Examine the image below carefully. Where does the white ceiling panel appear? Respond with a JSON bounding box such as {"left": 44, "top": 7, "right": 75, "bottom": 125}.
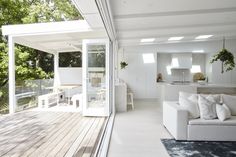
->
{"left": 109, "top": 0, "right": 236, "bottom": 46}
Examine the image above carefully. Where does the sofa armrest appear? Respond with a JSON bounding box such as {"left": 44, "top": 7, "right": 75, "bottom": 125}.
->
{"left": 163, "top": 101, "right": 188, "bottom": 140}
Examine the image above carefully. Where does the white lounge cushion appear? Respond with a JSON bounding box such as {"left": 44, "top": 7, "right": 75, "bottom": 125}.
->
{"left": 216, "top": 104, "right": 231, "bottom": 121}
{"left": 222, "top": 94, "right": 236, "bottom": 116}
{"left": 179, "top": 92, "right": 200, "bottom": 119}
{"left": 189, "top": 116, "right": 236, "bottom": 126}
{"left": 198, "top": 94, "right": 220, "bottom": 120}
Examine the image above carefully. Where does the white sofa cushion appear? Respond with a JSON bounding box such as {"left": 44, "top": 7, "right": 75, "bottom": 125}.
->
{"left": 198, "top": 94, "right": 220, "bottom": 120}
{"left": 179, "top": 92, "right": 200, "bottom": 119}
{"left": 189, "top": 116, "right": 236, "bottom": 126}
{"left": 216, "top": 104, "right": 231, "bottom": 121}
{"left": 222, "top": 94, "right": 236, "bottom": 116}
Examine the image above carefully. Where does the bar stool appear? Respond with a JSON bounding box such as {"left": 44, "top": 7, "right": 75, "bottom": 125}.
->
{"left": 127, "top": 92, "right": 134, "bottom": 110}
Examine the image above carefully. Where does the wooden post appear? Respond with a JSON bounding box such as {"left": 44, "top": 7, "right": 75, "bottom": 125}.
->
{"left": 8, "top": 36, "right": 16, "bottom": 114}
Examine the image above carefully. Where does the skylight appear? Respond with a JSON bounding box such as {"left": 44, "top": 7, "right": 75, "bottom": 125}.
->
{"left": 168, "top": 37, "right": 184, "bottom": 41}
{"left": 195, "top": 35, "right": 213, "bottom": 39}
{"left": 140, "top": 38, "right": 155, "bottom": 43}
{"left": 142, "top": 53, "right": 155, "bottom": 63}
{"left": 192, "top": 50, "right": 204, "bottom": 53}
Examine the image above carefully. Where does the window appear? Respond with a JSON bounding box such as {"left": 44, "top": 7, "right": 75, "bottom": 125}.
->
{"left": 59, "top": 51, "right": 82, "bottom": 67}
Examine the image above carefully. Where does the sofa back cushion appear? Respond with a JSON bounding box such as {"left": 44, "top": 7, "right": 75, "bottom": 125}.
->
{"left": 216, "top": 104, "right": 231, "bottom": 121}
{"left": 179, "top": 92, "right": 200, "bottom": 119}
{"left": 222, "top": 94, "right": 236, "bottom": 116}
{"left": 198, "top": 94, "right": 220, "bottom": 120}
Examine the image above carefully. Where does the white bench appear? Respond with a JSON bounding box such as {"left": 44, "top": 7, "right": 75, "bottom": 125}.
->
{"left": 38, "top": 92, "right": 65, "bottom": 108}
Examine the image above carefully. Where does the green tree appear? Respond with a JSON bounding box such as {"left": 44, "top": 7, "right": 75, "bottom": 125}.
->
{"left": 0, "top": 0, "right": 82, "bottom": 111}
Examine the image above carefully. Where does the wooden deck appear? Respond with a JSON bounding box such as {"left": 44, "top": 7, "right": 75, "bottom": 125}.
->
{"left": 0, "top": 111, "right": 106, "bottom": 157}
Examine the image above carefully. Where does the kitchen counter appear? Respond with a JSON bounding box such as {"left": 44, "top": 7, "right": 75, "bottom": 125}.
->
{"left": 157, "top": 82, "right": 236, "bottom": 103}
{"left": 163, "top": 83, "right": 236, "bottom": 88}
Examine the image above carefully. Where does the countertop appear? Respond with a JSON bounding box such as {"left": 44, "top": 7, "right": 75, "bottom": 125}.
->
{"left": 157, "top": 82, "right": 236, "bottom": 88}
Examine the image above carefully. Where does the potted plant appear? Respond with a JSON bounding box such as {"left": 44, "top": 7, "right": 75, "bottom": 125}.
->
{"left": 210, "top": 38, "right": 235, "bottom": 73}
{"left": 120, "top": 61, "right": 128, "bottom": 69}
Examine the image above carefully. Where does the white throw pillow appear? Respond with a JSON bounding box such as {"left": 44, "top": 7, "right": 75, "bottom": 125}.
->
{"left": 179, "top": 92, "right": 199, "bottom": 119}
{"left": 222, "top": 94, "right": 236, "bottom": 116}
{"left": 216, "top": 104, "right": 231, "bottom": 121}
{"left": 198, "top": 94, "right": 220, "bottom": 120}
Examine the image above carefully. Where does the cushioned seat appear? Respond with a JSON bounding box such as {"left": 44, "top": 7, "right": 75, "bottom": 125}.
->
{"left": 189, "top": 116, "right": 236, "bottom": 126}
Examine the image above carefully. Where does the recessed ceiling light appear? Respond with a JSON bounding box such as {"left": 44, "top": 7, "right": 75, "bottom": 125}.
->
{"left": 168, "top": 37, "right": 184, "bottom": 41}
{"left": 192, "top": 50, "right": 204, "bottom": 53}
{"left": 140, "top": 38, "right": 155, "bottom": 43}
{"left": 195, "top": 35, "right": 213, "bottom": 39}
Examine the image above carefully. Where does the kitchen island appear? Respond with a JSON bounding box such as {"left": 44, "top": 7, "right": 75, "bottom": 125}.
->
{"left": 157, "top": 83, "right": 236, "bottom": 104}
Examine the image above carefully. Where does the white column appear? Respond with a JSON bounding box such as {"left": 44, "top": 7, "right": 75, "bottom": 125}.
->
{"left": 53, "top": 53, "right": 60, "bottom": 87}
{"left": 8, "top": 36, "right": 16, "bottom": 114}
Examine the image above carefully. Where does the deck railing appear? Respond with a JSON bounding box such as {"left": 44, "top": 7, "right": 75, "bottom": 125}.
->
{"left": 0, "top": 79, "right": 54, "bottom": 114}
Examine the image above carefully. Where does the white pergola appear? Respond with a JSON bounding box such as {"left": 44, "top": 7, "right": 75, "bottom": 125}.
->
{"left": 2, "top": 20, "right": 107, "bottom": 114}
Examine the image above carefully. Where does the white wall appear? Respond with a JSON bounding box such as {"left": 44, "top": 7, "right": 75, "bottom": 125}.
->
{"left": 58, "top": 67, "right": 82, "bottom": 85}
{"left": 156, "top": 53, "right": 206, "bottom": 82}
{"left": 118, "top": 48, "right": 157, "bottom": 99}
{"left": 117, "top": 39, "right": 236, "bottom": 99}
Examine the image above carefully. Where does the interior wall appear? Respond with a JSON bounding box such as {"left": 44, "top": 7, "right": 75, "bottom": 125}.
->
{"left": 156, "top": 53, "right": 206, "bottom": 82}
{"left": 117, "top": 39, "right": 236, "bottom": 99}
{"left": 118, "top": 48, "right": 157, "bottom": 99}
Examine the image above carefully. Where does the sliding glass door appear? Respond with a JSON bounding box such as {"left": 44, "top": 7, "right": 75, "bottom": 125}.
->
{"left": 82, "top": 39, "right": 110, "bottom": 116}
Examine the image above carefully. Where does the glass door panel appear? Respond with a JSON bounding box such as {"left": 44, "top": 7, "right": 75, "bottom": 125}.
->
{"left": 82, "top": 39, "right": 109, "bottom": 116}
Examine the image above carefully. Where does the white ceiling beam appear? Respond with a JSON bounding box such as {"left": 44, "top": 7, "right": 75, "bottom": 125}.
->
{"left": 114, "top": 7, "right": 236, "bottom": 19}
{"left": 14, "top": 37, "right": 56, "bottom": 54}
{"left": 117, "top": 22, "right": 236, "bottom": 32}
{"left": 2, "top": 20, "right": 92, "bottom": 36}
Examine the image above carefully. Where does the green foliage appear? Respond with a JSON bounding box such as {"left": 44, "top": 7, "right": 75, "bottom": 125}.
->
{"left": 0, "top": 0, "right": 82, "bottom": 111}
{"left": 120, "top": 61, "right": 128, "bottom": 69}
{"left": 210, "top": 48, "right": 235, "bottom": 73}
{"left": 59, "top": 52, "right": 82, "bottom": 67}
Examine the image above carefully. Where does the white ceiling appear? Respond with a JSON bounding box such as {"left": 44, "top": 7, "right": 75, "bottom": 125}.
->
{"left": 14, "top": 30, "right": 107, "bottom": 53}
{"left": 109, "top": 0, "right": 236, "bottom": 46}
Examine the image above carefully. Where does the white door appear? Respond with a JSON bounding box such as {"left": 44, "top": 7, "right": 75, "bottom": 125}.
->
{"left": 82, "top": 39, "right": 110, "bottom": 116}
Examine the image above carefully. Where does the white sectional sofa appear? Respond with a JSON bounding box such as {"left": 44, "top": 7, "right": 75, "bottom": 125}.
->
{"left": 163, "top": 94, "right": 236, "bottom": 141}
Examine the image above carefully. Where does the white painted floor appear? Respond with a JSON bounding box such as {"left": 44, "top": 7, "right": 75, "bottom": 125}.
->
{"left": 108, "top": 100, "right": 171, "bottom": 157}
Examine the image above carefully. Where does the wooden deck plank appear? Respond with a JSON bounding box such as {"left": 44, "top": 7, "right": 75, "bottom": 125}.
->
{"left": 88, "top": 118, "right": 106, "bottom": 157}
{"left": 34, "top": 113, "right": 83, "bottom": 157}
{"left": 0, "top": 112, "right": 65, "bottom": 157}
{"left": 0, "top": 111, "right": 106, "bottom": 157}
{"left": 64, "top": 118, "right": 96, "bottom": 157}
{"left": 0, "top": 111, "right": 45, "bottom": 133}
{"left": 8, "top": 112, "right": 71, "bottom": 157}
{"left": 21, "top": 113, "right": 78, "bottom": 157}
{"left": 0, "top": 112, "right": 60, "bottom": 139}
{"left": 75, "top": 118, "right": 104, "bottom": 157}
{"left": 49, "top": 118, "right": 91, "bottom": 157}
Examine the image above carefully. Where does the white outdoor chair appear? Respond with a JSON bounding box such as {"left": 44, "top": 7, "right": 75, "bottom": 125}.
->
{"left": 71, "top": 93, "right": 83, "bottom": 111}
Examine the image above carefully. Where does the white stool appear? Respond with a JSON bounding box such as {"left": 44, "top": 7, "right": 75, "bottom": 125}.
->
{"left": 71, "top": 93, "right": 83, "bottom": 111}
{"left": 127, "top": 92, "right": 134, "bottom": 110}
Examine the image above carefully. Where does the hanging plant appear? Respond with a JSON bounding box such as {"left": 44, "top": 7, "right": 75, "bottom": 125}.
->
{"left": 120, "top": 61, "right": 128, "bottom": 69}
{"left": 120, "top": 48, "right": 128, "bottom": 69}
{"left": 210, "top": 38, "right": 235, "bottom": 73}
